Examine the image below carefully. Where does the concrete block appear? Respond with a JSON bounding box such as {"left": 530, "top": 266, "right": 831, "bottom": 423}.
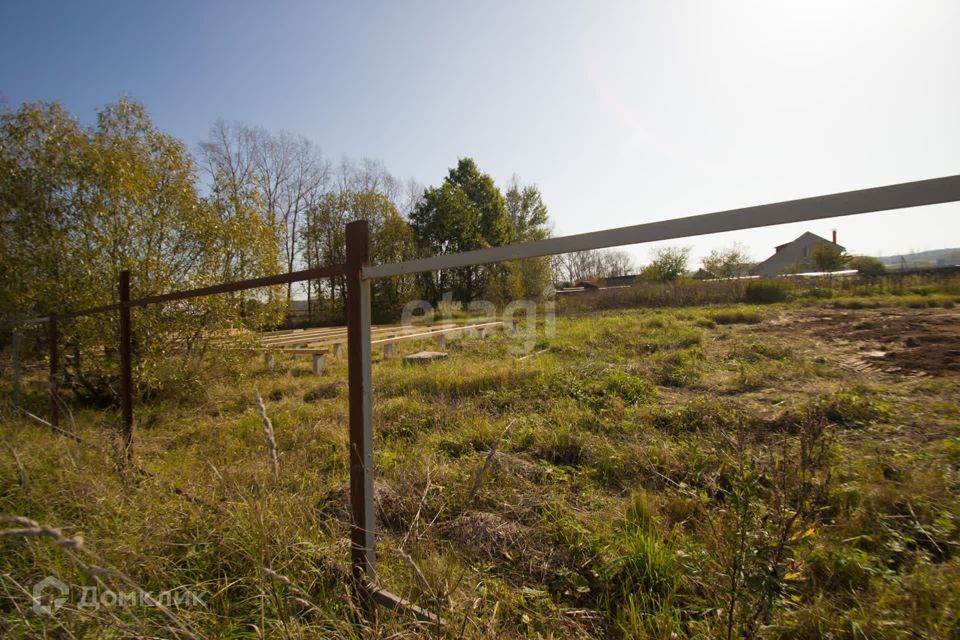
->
{"left": 384, "top": 343, "right": 396, "bottom": 358}
{"left": 312, "top": 353, "right": 325, "bottom": 374}
{"left": 264, "top": 353, "right": 275, "bottom": 370}
{"left": 403, "top": 351, "right": 448, "bottom": 365}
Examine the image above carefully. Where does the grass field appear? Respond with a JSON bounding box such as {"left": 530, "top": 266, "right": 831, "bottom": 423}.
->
{"left": 2, "top": 299, "right": 960, "bottom": 638}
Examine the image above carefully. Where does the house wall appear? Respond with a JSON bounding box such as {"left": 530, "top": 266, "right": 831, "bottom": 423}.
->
{"left": 753, "top": 234, "right": 843, "bottom": 277}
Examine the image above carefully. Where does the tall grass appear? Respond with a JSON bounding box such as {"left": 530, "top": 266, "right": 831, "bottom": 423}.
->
{"left": 2, "top": 300, "right": 959, "bottom": 637}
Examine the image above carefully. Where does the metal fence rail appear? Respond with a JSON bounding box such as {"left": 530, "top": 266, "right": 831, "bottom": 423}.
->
{"left": 365, "top": 174, "right": 960, "bottom": 279}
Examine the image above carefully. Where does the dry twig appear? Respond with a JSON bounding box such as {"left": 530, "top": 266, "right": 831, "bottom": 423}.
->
{"left": 254, "top": 389, "right": 279, "bottom": 481}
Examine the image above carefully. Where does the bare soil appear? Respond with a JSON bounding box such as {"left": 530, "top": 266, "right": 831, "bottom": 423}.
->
{"left": 761, "top": 307, "right": 960, "bottom": 376}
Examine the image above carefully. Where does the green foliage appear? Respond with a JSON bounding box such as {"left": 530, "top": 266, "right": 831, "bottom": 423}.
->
{"left": 848, "top": 255, "right": 886, "bottom": 277}
{"left": 0, "top": 99, "right": 283, "bottom": 401}
{"left": 301, "top": 189, "right": 417, "bottom": 322}
{"left": 410, "top": 158, "right": 512, "bottom": 304}
{"left": 642, "top": 246, "right": 690, "bottom": 282}
{"left": 490, "top": 178, "right": 552, "bottom": 301}
{"left": 701, "top": 243, "right": 752, "bottom": 279}
{"left": 745, "top": 280, "right": 791, "bottom": 303}
{"left": 812, "top": 392, "right": 889, "bottom": 427}
{"left": 811, "top": 243, "right": 850, "bottom": 273}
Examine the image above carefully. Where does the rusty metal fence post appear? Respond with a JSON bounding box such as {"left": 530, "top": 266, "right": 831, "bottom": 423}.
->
{"left": 345, "top": 220, "right": 376, "bottom": 613}
{"left": 48, "top": 316, "right": 59, "bottom": 429}
{"left": 11, "top": 327, "right": 21, "bottom": 410}
{"left": 119, "top": 270, "right": 134, "bottom": 460}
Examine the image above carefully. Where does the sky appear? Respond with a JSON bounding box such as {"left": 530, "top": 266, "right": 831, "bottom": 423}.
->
{"left": 2, "top": 0, "right": 959, "bottom": 268}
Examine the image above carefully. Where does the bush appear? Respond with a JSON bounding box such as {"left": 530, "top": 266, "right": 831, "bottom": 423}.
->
{"left": 814, "top": 392, "right": 889, "bottom": 427}
{"left": 745, "top": 281, "right": 790, "bottom": 303}
{"left": 849, "top": 256, "right": 886, "bottom": 277}
{"left": 711, "top": 309, "right": 762, "bottom": 325}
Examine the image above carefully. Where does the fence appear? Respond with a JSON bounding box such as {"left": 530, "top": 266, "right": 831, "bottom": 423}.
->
{"left": 11, "top": 173, "right": 960, "bottom": 621}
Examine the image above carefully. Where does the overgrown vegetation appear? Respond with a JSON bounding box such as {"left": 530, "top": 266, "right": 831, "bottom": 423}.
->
{"left": 559, "top": 272, "right": 960, "bottom": 313}
{"left": 3, "top": 301, "right": 958, "bottom": 638}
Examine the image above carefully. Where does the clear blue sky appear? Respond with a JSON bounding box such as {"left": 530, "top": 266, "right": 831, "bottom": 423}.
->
{"left": 2, "top": 0, "right": 959, "bottom": 266}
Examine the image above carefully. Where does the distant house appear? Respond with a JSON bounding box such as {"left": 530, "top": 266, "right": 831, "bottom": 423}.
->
{"left": 602, "top": 274, "right": 638, "bottom": 288}
{"left": 691, "top": 267, "right": 715, "bottom": 280}
{"left": 572, "top": 280, "right": 600, "bottom": 290}
{"left": 750, "top": 231, "right": 845, "bottom": 277}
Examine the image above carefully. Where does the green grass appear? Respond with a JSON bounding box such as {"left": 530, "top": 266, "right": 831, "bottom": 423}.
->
{"left": 2, "top": 302, "right": 959, "bottom": 638}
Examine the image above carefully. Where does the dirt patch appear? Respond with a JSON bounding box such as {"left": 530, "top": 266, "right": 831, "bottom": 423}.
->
{"left": 758, "top": 308, "right": 960, "bottom": 377}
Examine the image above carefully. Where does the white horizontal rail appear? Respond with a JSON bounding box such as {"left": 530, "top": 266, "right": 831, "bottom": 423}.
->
{"left": 364, "top": 174, "right": 960, "bottom": 280}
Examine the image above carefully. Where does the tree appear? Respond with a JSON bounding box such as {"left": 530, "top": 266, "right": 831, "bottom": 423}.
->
{"left": 504, "top": 176, "right": 549, "bottom": 242}
{"left": 603, "top": 250, "right": 635, "bottom": 277}
{"left": 301, "top": 188, "right": 416, "bottom": 322}
{"left": 410, "top": 158, "right": 511, "bottom": 304}
{"left": 0, "top": 99, "right": 283, "bottom": 402}
{"left": 551, "top": 249, "right": 634, "bottom": 286}
{"left": 498, "top": 177, "right": 552, "bottom": 300}
{"left": 811, "top": 243, "right": 850, "bottom": 273}
{"left": 643, "top": 246, "right": 691, "bottom": 282}
{"left": 848, "top": 255, "right": 885, "bottom": 277}
{"left": 200, "top": 121, "right": 330, "bottom": 301}
{"left": 702, "top": 243, "right": 752, "bottom": 279}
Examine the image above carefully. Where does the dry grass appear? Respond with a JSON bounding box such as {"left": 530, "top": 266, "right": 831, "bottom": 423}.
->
{"left": 2, "top": 299, "right": 959, "bottom": 638}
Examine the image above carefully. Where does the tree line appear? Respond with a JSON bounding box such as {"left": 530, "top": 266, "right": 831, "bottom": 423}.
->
{"left": 0, "top": 98, "right": 579, "bottom": 398}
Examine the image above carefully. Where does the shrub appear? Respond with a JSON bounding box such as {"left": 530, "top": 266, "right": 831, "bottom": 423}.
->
{"left": 745, "top": 281, "right": 790, "bottom": 303}
{"left": 711, "top": 309, "right": 762, "bottom": 325}
{"left": 814, "top": 392, "right": 889, "bottom": 427}
{"left": 849, "top": 255, "right": 886, "bottom": 277}
{"left": 807, "top": 545, "right": 875, "bottom": 595}
{"left": 653, "top": 346, "right": 704, "bottom": 387}
{"left": 603, "top": 369, "right": 657, "bottom": 405}
{"left": 652, "top": 398, "right": 745, "bottom": 433}
{"left": 802, "top": 287, "right": 834, "bottom": 300}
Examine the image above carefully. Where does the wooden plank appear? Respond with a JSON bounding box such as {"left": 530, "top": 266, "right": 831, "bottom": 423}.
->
{"left": 303, "top": 323, "right": 458, "bottom": 348}
{"left": 270, "top": 322, "right": 501, "bottom": 353}
{"left": 370, "top": 321, "right": 502, "bottom": 345}
{"left": 261, "top": 323, "right": 457, "bottom": 347}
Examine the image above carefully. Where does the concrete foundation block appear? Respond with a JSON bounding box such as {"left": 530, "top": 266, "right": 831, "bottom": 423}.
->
{"left": 403, "top": 351, "right": 448, "bottom": 365}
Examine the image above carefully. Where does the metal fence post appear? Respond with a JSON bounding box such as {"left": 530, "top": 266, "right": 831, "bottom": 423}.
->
{"left": 345, "top": 220, "right": 375, "bottom": 612}
{"left": 48, "top": 317, "right": 58, "bottom": 429}
{"left": 11, "top": 327, "right": 21, "bottom": 410}
{"left": 119, "top": 270, "right": 134, "bottom": 460}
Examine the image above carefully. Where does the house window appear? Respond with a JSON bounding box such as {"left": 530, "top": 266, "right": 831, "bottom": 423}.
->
{"left": 803, "top": 247, "right": 808, "bottom": 258}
